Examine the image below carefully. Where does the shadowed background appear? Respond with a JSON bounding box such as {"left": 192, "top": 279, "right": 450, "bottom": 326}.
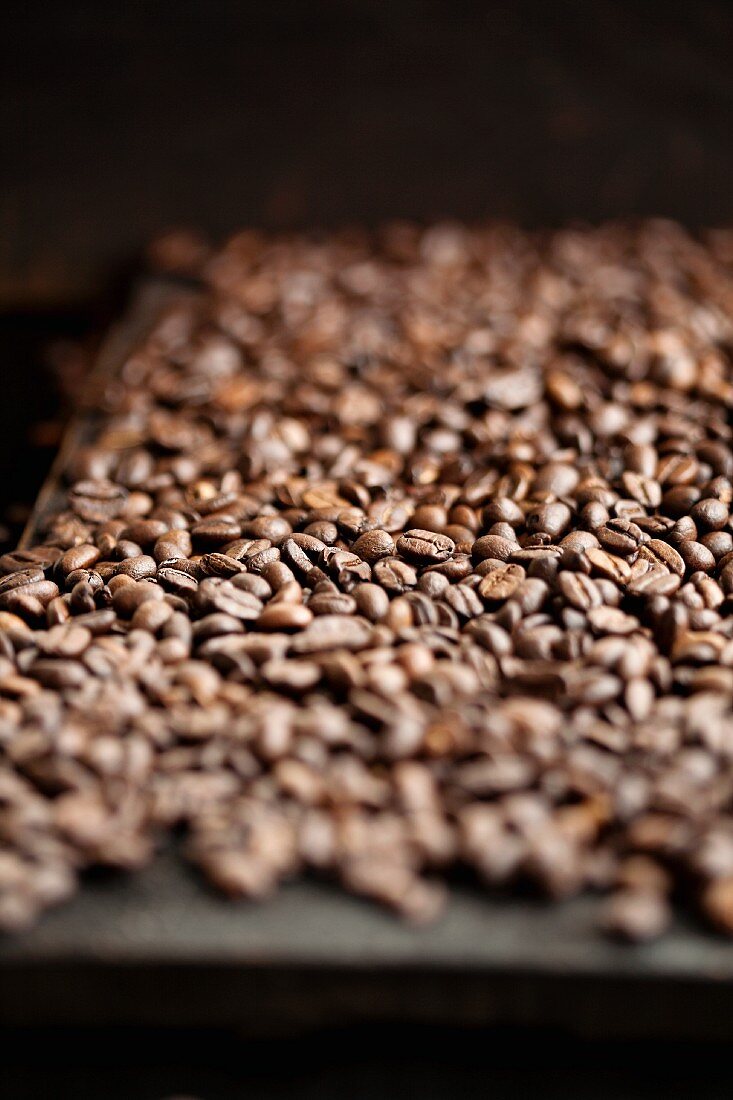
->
{"left": 2, "top": 0, "right": 731, "bottom": 539}
{"left": 2, "top": 0, "right": 733, "bottom": 306}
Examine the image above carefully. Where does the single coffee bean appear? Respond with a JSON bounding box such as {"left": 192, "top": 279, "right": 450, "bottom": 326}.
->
{"left": 353, "top": 583, "right": 390, "bottom": 622}
{"left": 397, "top": 530, "right": 455, "bottom": 564}
{"left": 472, "top": 534, "right": 518, "bottom": 563}
{"left": 351, "top": 529, "right": 395, "bottom": 563}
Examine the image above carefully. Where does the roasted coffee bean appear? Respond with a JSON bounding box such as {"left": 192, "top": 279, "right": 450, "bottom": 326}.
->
{"left": 58, "top": 544, "right": 101, "bottom": 576}
{"left": 558, "top": 571, "right": 602, "bottom": 610}
{"left": 0, "top": 546, "right": 61, "bottom": 575}
{"left": 153, "top": 531, "right": 193, "bottom": 563}
{"left": 67, "top": 480, "right": 128, "bottom": 523}
{"left": 307, "top": 591, "right": 358, "bottom": 616}
{"left": 321, "top": 548, "right": 371, "bottom": 587}
{"left": 620, "top": 472, "right": 662, "bottom": 509}
{"left": 291, "top": 615, "right": 373, "bottom": 653}
{"left": 280, "top": 538, "right": 317, "bottom": 577}
{"left": 596, "top": 519, "right": 643, "bottom": 558}
{"left": 0, "top": 568, "right": 46, "bottom": 596}
{"left": 157, "top": 566, "right": 199, "bottom": 597}
{"left": 691, "top": 498, "right": 729, "bottom": 531}
{"left": 232, "top": 572, "right": 272, "bottom": 600}
{"left": 472, "top": 534, "right": 517, "bottom": 563}
{"left": 191, "top": 517, "right": 241, "bottom": 546}
{"left": 197, "top": 579, "right": 262, "bottom": 620}
{"left": 638, "top": 539, "right": 686, "bottom": 577}
{"left": 373, "top": 558, "right": 417, "bottom": 593}
{"left": 256, "top": 604, "right": 313, "bottom": 632}
{"left": 121, "top": 519, "right": 169, "bottom": 546}
{"left": 353, "top": 583, "right": 390, "bottom": 622}
{"left": 677, "top": 540, "right": 716, "bottom": 573}
{"left": 115, "top": 555, "right": 158, "bottom": 580}
{"left": 198, "top": 553, "right": 245, "bottom": 578}
{"left": 243, "top": 515, "right": 292, "bottom": 542}
{"left": 351, "top": 529, "right": 395, "bottom": 563}
{"left": 524, "top": 502, "right": 572, "bottom": 540}
{"left": 303, "top": 520, "right": 339, "bottom": 544}
{"left": 585, "top": 548, "right": 632, "bottom": 585}
{"left": 397, "top": 530, "right": 455, "bottom": 564}
{"left": 482, "top": 498, "right": 524, "bottom": 527}
{"left": 478, "top": 564, "right": 524, "bottom": 602}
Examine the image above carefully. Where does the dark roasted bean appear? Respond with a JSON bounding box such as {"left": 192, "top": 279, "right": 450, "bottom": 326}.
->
{"left": 197, "top": 579, "right": 262, "bottom": 620}
{"left": 157, "top": 566, "right": 199, "bottom": 597}
{"left": 291, "top": 615, "right": 373, "bottom": 653}
{"left": 68, "top": 480, "right": 128, "bottom": 523}
{"left": 115, "top": 555, "right": 158, "bottom": 580}
{"left": 198, "top": 553, "right": 245, "bottom": 578}
{"left": 677, "top": 540, "right": 716, "bottom": 573}
{"left": 307, "top": 591, "right": 357, "bottom": 616}
{"left": 353, "top": 583, "right": 390, "bottom": 622}
{"left": 472, "top": 534, "right": 518, "bottom": 563}
{"left": 257, "top": 604, "right": 314, "bottom": 632}
{"left": 478, "top": 564, "right": 524, "bottom": 602}
{"left": 397, "top": 530, "right": 455, "bottom": 564}
{"left": 191, "top": 517, "right": 241, "bottom": 546}
{"left": 372, "top": 558, "right": 417, "bottom": 593}
{"left": 351, "top": 529, "right": 395, "bottom": 563}
{"left": 524, "top": 502, "right": 572, "bottom": 540}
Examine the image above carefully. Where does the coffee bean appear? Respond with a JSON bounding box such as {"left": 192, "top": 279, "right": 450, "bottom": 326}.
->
{"left": 524, "top": 502, "right": 572, "bottom": 540}
{"left": 0, "top": 568, "right": 45, "bottom": 596}
{"left": 558, "top": 571, "right": 601, "bottom": 610}
{"left": 68, "top": 480, "right": 128, "bottom": 523}
{"left": 157, "top": 566, "right": 199, "bottom": 597}
{"left": 397, "top": 530, "right": 455, "bottom": 564}
{"left": 585, "top": 548, "right": 632, "bottom": 585}
{"left": 472, "top": 534, "right": 517, "bottom": 563}
{"left": 191, "top": 517, "right": 242, "bottom": 546}
{"left": 291, "top": 615, "right": 373, "bottom": 653}
{"left": 353, "top": 583, "right": 390, "bottom": 622}
{"left": 115, "top": 555, "right": 158, "bottom": 580}
{"left": 351, "top": 529, "right": 395, "bottom": 563}
{"left": 638, "top": 539, "right": 686, "bottom": 577}
{"left": 596, "top": 519, "right": 643, "bottom": 558}
{"left": 197, "top": 579, "right": 262, "bottom": 621}
{"left": 478, "top": 564, "right": 524, "bottom": 602}
{"left": 307, "top": 591, "right": 358, "bottom": 616}
{"left": 0, "top": 546, "right": 61, "bottom": 575}
{"left": 232, "top": 572, "right": 272, "bottom": 600}
{"left": 58, "top": 544, "right": 101, "bottom": 576}
{"left": 257, "top": 604, "right": 314, "bottom": 632}
{"left": 372, "top": 558, "right": 417, "bottom": 593}
{"left": 691, "top": 498, "right": 729, "bottom": 531}
{"left": 620, "top": 472, "right": 662, "bottom": 509}
{"left": 198, "top": 553, "right": 245, "bottom": 578}
{"left": 677, "top": 540, "right": 716, "bottom": 573}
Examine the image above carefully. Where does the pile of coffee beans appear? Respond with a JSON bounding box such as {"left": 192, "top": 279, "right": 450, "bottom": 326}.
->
{"left": 3, "top": 220, "right": 733, "bottom": 939}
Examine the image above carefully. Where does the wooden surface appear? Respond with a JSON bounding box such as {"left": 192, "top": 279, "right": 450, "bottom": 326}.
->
{"left": 2, "top": 849, "right": 733, "bottom": 1038}
{"left": 3, "top": 279, "right": 733, "bottom": 1040}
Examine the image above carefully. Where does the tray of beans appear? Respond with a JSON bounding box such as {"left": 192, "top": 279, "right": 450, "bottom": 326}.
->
{"left": 3, "top": 222, "right": 733, "bottom": 1035}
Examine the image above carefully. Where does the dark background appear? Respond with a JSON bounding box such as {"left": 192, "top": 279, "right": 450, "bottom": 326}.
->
{"left": 2, "top": 0, "right": 733, "bottom": 306}
{"left": 2, "top": 1, "right": 733, "bottom": 1095}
